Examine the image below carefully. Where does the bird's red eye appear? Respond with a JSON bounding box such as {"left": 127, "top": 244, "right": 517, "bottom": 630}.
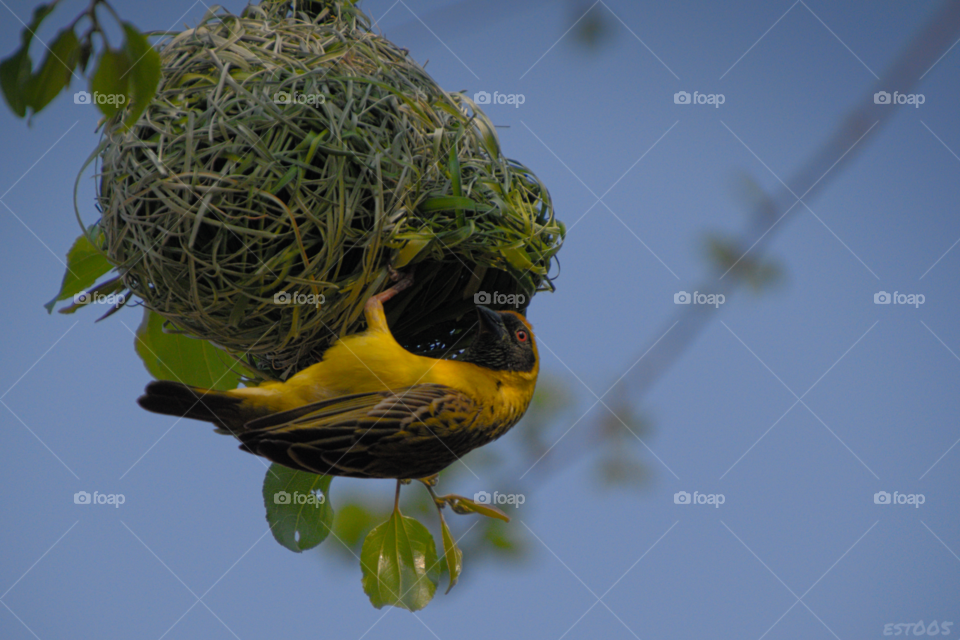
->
{"left": 516, "top": 329, "right": 528, "bottom": 342}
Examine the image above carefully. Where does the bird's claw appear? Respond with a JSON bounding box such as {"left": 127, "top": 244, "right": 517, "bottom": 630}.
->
{"left": 371, "top": 267, "right": 414, "bottom": 305}
{"left": 417, "top": 474, "right": 439, "bottom": 488}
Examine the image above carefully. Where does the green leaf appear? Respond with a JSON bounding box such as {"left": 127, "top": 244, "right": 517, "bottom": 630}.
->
{"left": 23, "top": 28, "right": 79, "bottom": 113}
{"left": 361, "top": 509, "right": 440, "bottom": 611}
{"left": 21, "top": 5, "right": 56, "bottom": 45}
{"left": 448, "top": 145, "right": 464, "bottom": 225}
{"left": 706, "top": 234, "right": 782, "bottom": 292}
{"left": 44, "top": 229, "right": 112, "bottom": 313}
{"left": 0, "top": 49, "right": 31, "bottom": 117}
{"left": 482, "top": 518, "right": 526, "bottom": 557}
{"left": 437, "top": 220, "right": 476, "bottom": 247}
{"left": 331, "top": 502, "right": 380, "bottom": 553}
{"left": 500, "top": 245, "right": 535, "bottom": 272}
{"left": 448, "top": 146, "right": 462, "bottom": 198}
{"left": 0, "top": 3, "right": 55, "bottom": 117}
{"left": 134, "top": 308, "right": 243, "bottom": 390}
{"left": 448, "top": 495, "right": 511, "bottom": 522}
{"left": 90, "top": 49, "right": 130, "bottom": 119}
{"left": 120, "top": 23, "right": 160, "bottom": 128}
{"left": 393, "top": 234, "right": 433, "bottom": 268}
{"left": 263, "top": 464, "right": 334, "bottom": 552}
{"left": 56, "top": 275, "right": 124, "bottom": 315}
{"left": 439, "top": 518, "right": 462, "bottom": 594}
{"left": 270, "top": 165, "right": 299, "bottom": 195}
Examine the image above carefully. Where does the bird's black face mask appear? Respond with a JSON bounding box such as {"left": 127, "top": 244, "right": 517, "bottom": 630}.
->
{"left": 459, "top": 306, "right": 536, "bottom": 373}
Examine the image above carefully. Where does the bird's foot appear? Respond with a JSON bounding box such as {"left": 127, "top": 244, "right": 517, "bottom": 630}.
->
{"left": 364, "top": 268, "right": 415, "bottom": 332}
{"left": 417, "top": 474, "right": 439, "bottom": 488}
{"left": 371, "top": 267, "right": 414, "bottom": 305}
{"left": 416, "top": 476, "right": 446, "bottom": 508}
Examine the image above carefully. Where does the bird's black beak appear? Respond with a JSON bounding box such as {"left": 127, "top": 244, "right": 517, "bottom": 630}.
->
{"left": 475, "top": 306, "right": 508, "bottom": 340}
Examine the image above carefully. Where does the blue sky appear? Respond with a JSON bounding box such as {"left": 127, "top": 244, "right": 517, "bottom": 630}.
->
{"left": 1, "top": 1, "right": 959, "bottom": 638}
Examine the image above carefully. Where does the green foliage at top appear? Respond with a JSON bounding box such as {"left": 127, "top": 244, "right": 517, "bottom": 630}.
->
{"left": 0, "top": 4, "right": 60, "bottom": 118}
{"left": 0, "top": 2, "right": 160, "bottom": 127}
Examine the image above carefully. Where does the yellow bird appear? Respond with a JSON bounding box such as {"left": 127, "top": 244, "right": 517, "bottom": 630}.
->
{"left": 137, "top": 280, "right": 539, "bottom": 479}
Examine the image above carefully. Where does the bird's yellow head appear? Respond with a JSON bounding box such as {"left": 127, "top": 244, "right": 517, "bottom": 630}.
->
{"left": 459, "top": 306, "right": 539, "bottom": 378}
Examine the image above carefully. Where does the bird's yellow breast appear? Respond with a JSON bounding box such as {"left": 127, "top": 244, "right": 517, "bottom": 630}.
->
{"left": 232, "top": 322, "right": 537, "bottom": 433}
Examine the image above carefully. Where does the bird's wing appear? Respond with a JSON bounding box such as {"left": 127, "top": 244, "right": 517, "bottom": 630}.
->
{"left": 236, "top": 383, "right": 482, "bottom": 479}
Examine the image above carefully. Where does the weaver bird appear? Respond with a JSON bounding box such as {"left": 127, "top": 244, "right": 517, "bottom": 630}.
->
{"left": 137, "top": 280, "right": 538, "bottom": 479}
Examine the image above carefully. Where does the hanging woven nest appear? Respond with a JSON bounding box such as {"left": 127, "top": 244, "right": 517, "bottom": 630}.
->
{"left": 96, "top": 0, "right": 563, "bottom": 378}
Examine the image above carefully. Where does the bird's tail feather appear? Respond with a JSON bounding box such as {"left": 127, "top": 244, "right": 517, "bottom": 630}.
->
{"left": 137, "top": 380, "right": 258, "bottom": 433}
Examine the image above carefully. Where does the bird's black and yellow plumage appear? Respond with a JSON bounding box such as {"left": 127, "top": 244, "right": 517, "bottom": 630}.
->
{"left": 137, "top": 293, "right": 539, "bottom": 479}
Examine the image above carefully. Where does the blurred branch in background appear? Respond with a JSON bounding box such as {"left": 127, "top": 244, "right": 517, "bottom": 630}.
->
{"left": 518, "top": 0, "right": 960, "bottom": 488}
